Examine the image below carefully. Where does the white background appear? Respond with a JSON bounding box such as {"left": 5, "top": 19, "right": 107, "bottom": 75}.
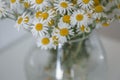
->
{"left": 0, "top": 19, "right": 120, "bottom": 80}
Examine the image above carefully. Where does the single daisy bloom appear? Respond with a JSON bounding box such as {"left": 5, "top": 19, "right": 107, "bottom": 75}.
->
{"left": 77, "top": 0, "right": 94, "bottom": 10}
{"left": 92, "top": 5, "right": 107, "bottom": 19}
{"left": 54, "top": 0, "right": 74, "bottom": 15}
{"left": 35, "top": 10, "right": 42, "bottom": 19}
{"left": 31, "top": 19, "right": 48, "bottom": 37}
{"left": 23, "top": 0, "right": 31, "bottom": 9}
{"left": 15, "top": 12, "right": 31, "bottom": 30}
{"left": 15, "top": 16, "right": 24, "bottom": 31}
{"left": 56, "top": 23, "right": 74, "bottom": 44}
{"left": 30, "top": 0, "right": 49, "bottom": 11}
{"left": 39, "top": 9, "right": 55, "bottom": 23}
{"left": 60, "top": 15, "right": 71, "bottom": 24}
{"left": 71, "top": 10, "right": 90, "bottom": 28}
{"left": 77, "top": 25, "right": 91, "bottom": 34}
{"left": 36, "top": 36, "right": 54, "bottom": 49}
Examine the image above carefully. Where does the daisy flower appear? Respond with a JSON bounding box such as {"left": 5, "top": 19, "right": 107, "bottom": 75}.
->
{"left": 30, "top": 0, "right": 49, "bottom": 11}
{"left": 31, "top": 19, "right": 48, "bottom": 37}
{"left": 23, "top": 0, "right": 31, "bottom": 9}
{"left": 39, "top": 9, "right": 55, "bottom": 23}
{"left": 15, "top": 12, "right": 31, "bottom": 30}
{"left": 55, "top": 23, "right": 74, "bottom": 44}
{"left": 35, "top": 10, "right": 42, "bottom": 19}
{"left": 54, "top": 0, "right": 74, "bottom": 15}
{"left": 36, "top": 36, "right": 54, "bottom": 49}
{"left": 77, "top": 25, "right": 91, "bottom": 34}
{"left": 60, "top": 15, "right": 71, "bottom": 24}
{"left": 15, "top": 16, "right": 24, "bottom": 30}
{"left": 77, "top": 0, "right": 94, "bottom": 10}
{"left": 71, "top": 10, "right": 90, "bottom": 28}
{"left": 92, "top": 5, "right": 107, "bottom": 19}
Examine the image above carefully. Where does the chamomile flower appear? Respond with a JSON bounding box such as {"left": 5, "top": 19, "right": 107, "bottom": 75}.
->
{"left": 77, "top": 25, "right": 91, "bottom": 34}
{"left": 36, "top": 36, "right": 54, "bottom": 49}
{"left": 54, "top": 0, "right": 74, "bottom": 15}
{"left": 31, "top": 19, "right": 48, "bottom": 37}
{"left": 56, "top": 23, "right": 74, "bottom": 44}
{"left": 30, "top": 0, "right": 49, "bottom": 11}
{"left": 60, "top": 15, "right": 71, "bottom": 24}
{"left": 15, "top": 16, "right": 24, "bottom": 30}
{"left": 92, "top": 5, "right": 107, "bottom": 19}
{"left": 71, "top": 10, "right": 90, "bottom": 28}
{"left": 15, "top": 12, "right": 31, "bottom": 30}
{"left": 23, "top": 0, "right": 31, "bottom": 9}
{"left": 77, "top": 0, "right": 94, "bottom": 10}
{"left": 39, "top": 9, "right": 55, "bottom": 23}
{"left": 35, "top": 10, "right": 42, "bottom": 19}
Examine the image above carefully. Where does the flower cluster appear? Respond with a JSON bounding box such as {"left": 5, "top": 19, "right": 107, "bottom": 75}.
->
{"left": 0, "top": 0, "right": 120, "bottom": 49}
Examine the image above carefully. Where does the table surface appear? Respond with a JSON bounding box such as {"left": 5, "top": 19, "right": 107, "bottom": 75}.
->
{"left": 0, "top": 20, "right": 120, "bottom": 80}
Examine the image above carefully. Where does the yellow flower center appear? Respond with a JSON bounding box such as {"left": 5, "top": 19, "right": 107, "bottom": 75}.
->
{"left": 24, "top": 2, "right": 30, "bottom": 8}
{"left": 60, "top": 28, "right": 69, "bottom": 36}
{"left": 60, "top": 2, "right": 68, "bottom": 8}
{"left": 35, "top": 0, "right": 44, "bottom": 4}
{"left": 62, "top": 15, "right": 71, "bottom": 23}
{"left": 95, "top": 5, "right": 104, "bottom": 13}
{"left": 93, "top": 0, "right": 100, "bottom": 6}
{"left": 102, "top": 22, "right": 110, "bottom": 27}
{"left": 24, "top": 17, "right": 29, "bottom": 23}
{"left": 36, "top": 11, "right": 42, "bottom": 18}
{"left": 35, "top": 23, "right": 43, "bottom": 31}
{"left": 80, "top": 25, "right": 85, "bottom": 32}
{"left": 41, "top": 38, "right": 50, "bottom": 45}
{"left": 17, "top": 17, "right": 23, "bottom": 24}
{"left": 76, "top": 14, "right": 84, "bottom": 21}
{"left": 82, "top": 0, "right": 90, "bottom": 4}
{"left": 10, "top": 0, "right": 16, "bottom": 3}
{"left": 41, "top": 12, "right": 49, "bottom": 20}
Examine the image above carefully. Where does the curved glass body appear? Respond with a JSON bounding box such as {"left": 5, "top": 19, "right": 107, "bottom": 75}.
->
{"left": 24, "top": 32, "right": 107, "bottom": 80}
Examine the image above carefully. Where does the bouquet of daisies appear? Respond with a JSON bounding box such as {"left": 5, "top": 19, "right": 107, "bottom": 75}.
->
{"left": 0, "top": 0, "right": 120, "bottom": 49}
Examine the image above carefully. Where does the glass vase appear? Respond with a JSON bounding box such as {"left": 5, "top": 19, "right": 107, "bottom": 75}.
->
{"left": 24, "top": 32, "right": 107, "bottom": 80}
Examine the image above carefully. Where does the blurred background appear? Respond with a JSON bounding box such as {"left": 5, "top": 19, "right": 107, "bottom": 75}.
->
{"left": 0, "top": 19, "right": 120, "bottom": 80}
